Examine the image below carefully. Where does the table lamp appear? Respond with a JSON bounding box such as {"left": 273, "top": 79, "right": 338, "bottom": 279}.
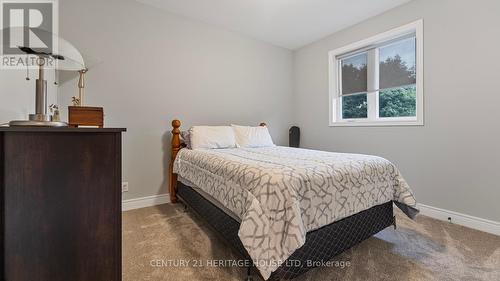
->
{"left": 1, "top": 28, "right": 86, "bottom": 127}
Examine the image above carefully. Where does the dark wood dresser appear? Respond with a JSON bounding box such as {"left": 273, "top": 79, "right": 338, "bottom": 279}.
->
{"left": 0, "top": 127, "right": 125, "bottom": 281}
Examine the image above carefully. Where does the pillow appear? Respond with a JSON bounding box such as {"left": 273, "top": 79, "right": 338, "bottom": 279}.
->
{"left": 180, "top": 130, "right": 191, "bottom": 149}
{"left": 189, "top": 126, "right": 237, "bottom": 150}
{"left": 231, "top": 124, "right": 275, "bottom": 148}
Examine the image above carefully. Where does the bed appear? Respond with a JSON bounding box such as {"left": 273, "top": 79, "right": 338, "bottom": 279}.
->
{"left": 167, "top": 120, "right": 418, "bottom": 280}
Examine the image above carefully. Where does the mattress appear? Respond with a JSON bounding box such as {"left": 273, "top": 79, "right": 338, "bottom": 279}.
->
{"left": 173, "top": 146, "right": 418, "bottom": 279}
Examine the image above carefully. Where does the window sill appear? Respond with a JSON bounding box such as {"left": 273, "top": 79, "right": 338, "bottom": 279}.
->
{"left": 329, "top": 120, "right": 423, "bottom": 127}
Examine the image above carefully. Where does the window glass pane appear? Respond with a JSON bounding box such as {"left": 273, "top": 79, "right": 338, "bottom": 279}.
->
{"left": 379, "top": 37, "right": 416, "bottom": 89}
{"left": 341, "top": 53, "right": 367, "bottom": 94}
{"left": 342, "top": 93, "right": 367, "bottom": 119}
{"left": 379, "top": 85, "right": 416, "bottom": 118}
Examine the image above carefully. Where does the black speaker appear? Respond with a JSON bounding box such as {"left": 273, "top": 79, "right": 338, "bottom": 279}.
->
{"left": 289, "top": 126, "right": 300, "bottom": 148}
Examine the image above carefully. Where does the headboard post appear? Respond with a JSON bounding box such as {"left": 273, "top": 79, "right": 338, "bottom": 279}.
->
{"left": 169, "top": 119, "right": 181, "bottom": 203}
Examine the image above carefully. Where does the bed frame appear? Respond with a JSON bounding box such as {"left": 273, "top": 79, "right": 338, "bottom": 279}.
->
{"left": 168, "top": 120, "right": 396, "bottom": 280}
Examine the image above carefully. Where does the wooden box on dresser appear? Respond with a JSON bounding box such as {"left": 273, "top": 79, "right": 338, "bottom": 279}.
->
{"left": 0, "top": 127, "right": 125, "bottom": 281}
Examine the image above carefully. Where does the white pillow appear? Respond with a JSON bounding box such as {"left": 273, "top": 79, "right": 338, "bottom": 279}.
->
{"left": 231, "top": 124, "right": 275, "bottom": 148}
{"left": 189, "top": 126, "right": 237, "bottom": 150}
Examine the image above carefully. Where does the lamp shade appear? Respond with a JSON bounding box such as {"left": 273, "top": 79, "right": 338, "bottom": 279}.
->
{"left": 1, "top": 27, "right": 85, "bottom": 71}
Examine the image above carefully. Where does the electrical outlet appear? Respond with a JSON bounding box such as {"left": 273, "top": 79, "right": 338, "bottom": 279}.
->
{"left": 122, "top": 182, "right": 129, "bottom": 193}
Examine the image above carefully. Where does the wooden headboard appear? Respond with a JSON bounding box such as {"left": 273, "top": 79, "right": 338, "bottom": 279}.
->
{"left": 168, "top": 120, "right": 267, "bottom": 203}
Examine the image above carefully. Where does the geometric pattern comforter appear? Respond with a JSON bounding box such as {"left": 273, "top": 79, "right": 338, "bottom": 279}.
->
{"left": 173, "top": 146, "right": 418, "bottom": 280}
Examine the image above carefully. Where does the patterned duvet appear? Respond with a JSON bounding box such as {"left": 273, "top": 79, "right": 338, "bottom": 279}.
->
{"left": 173, "top": 146, "right": 418, "bottom": 279}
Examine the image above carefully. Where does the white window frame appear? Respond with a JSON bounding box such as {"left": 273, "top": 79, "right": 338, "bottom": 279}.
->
{"left": 328, "top": 19, "right": 424, "bottom": 127}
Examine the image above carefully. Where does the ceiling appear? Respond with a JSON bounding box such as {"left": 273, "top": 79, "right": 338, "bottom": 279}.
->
{"left": 136, "top": 0, "right": 412, "bottom": 50}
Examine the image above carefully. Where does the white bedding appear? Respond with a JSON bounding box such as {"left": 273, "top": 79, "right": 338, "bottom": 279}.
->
{"left": 173, "top": 146, "right": 418, "bottom": 279}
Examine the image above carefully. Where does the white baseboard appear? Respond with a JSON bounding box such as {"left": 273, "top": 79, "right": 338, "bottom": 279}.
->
{"left": 122, "top": 194, "right": 170, "bottom": 211}
{"left": 121, "top": 196, "right": 500, "bottom": 236}
{"left": 418, "top": 203, "right": 500, "bottom": 236}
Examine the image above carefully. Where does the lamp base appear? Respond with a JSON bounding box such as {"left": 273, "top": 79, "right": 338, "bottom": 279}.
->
{"left": 9, "top": 120, "right": 68, "bottom": 127}
{"left": 29, "top": 113, "right": 52, "bottom": 122}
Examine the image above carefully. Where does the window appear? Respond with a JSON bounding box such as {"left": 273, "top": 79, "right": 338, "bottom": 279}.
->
{"left": 329, "top": 20, "right": 423, "bottom": 126}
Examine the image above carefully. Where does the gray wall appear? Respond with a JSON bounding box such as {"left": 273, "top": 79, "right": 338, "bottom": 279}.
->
{"left": 3, "top": 0, "right": 498, "bottom": 221}
{"left": 57, "top": 0, "right": 293, "bottom": 200}
{"left": 293, "top": 0, "right": 500, "bottom": 221}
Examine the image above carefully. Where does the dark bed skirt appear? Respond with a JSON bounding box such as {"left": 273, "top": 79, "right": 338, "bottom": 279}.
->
{"left": 176, "top": 182, "right": 395, "bottom": 280}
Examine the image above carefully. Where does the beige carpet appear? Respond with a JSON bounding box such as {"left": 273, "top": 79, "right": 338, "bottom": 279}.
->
{"left": 123, "top": 204, "right": 500, "bottom": 281}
